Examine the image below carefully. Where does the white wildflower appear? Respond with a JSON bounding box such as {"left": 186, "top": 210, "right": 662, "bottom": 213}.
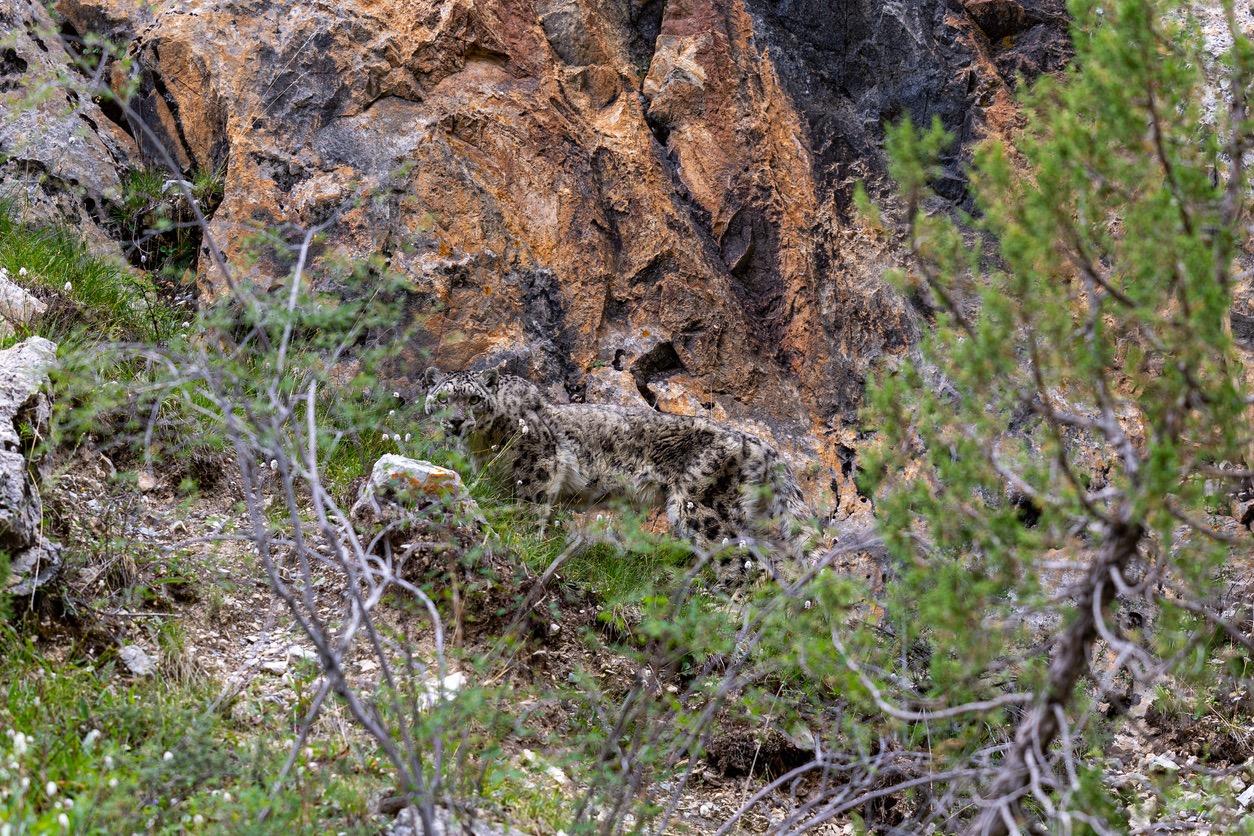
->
{"left": 63, "top": 281, "right": 73, "bottom": 293}
{"left": 193, "top": 814, "right": 204, "bottom": 825}
{"left": 743, "top": 559, "right": 754, "bottom": 570}
{"left": 12, "top": 732, "right": 27, "bottom": 756}
{"left": 57, "top": 814, "right": 68, "bottom": 829}
{"left": 64, "top": 798, "right": 73, "bottom": 809}
{"left": 18, "top": 267, "right": 27, "bottom": 277}
{"left": 108, "top": 778, "right": 118, "bottom": 788}
{"left": 269, "top": 459, "right": 278, "bottom": 471}
{"left": 82, "top": 729, "right": 100, "bottom": 749}
{"left": 163, "top": 751, "right": 173, "bottom": 762}
{"left": 46, "top": 780, "right": 57, "bottom": 797}
{"left": 104, "top": 755, "right": 114, "bottom": 769}
{"left": 392, "top": 391, "right": 400, "bottom": 399}
{"left": 403, "top": 433, "right": 411, "bottom": 442}
{"left": 685, "top": 501, "right": 693, "bottom": 510}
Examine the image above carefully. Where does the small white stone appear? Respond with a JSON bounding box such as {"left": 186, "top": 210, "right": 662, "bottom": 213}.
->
{"left": 549, "top": 622, "right": 561, "bottom": 635}
{"left": 392, "top": 391, "right": 400, "bottom": 398}
{"left": 1239, "top": 783, "right": 1254, "bottom": 808}
{"left": 269, "top": 459, "right": 278, "bottom": 471}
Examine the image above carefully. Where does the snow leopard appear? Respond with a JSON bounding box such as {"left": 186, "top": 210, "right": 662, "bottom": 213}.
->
{"left": 421, "top": 367, "right": 809, "bottom": 548}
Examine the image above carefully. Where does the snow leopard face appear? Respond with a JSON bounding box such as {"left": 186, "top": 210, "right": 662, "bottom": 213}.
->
{"left": 421, "top": 367, "right": 502, "bottom": 438}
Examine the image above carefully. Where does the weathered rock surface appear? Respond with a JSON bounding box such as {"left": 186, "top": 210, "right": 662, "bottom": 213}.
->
{"left": 0, "top": 0, "right": 140, "bottom": 254}
{"left": 350, "top": 454, "right": 486, "bottom": 551}
{"left": 118, "top": 643, "right": 157, "bottom": 676}
{"left": 0, "top": 269, "right": 48, "bottom": 336}
{"left": 35, "top": 0, "right": 1070, "bottom": 513}
{"left": 0, "top": 336, "right": 62, "bottom": 598}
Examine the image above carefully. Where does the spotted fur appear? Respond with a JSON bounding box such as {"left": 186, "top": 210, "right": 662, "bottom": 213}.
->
{"left": 422, "top": 368, "right": 808, "bottom": 547}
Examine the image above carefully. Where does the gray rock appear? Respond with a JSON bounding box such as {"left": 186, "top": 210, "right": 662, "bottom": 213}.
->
{"left": 5, "top": 539, "right": 62, "bottom": 597}
{"left": 388, "top": 805, "right": 523, "bottom": 836}
{"left": 0, "top": 337, "right": 60, "bottom": 596}
{"left": 0, "top": 272, "right": 46, "bottom": 334}
{"left": 118, "top": 645, "right": 157, "bottom": 677}
{"left": 0, "top": 0, "right": 140, "bottom": 253}
{"left": 0, "top": 336, "right": 56, "bottom": 450}
{"left": 350, "top": 455, "right": 486, "bottom": 547}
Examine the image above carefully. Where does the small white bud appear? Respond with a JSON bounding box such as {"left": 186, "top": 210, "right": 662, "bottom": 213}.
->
{"left": 82, "top": 729, "right": 100, "bottom": 749}
{"left": 403, "top": 433, "right": 411, "bottom": 442}
{"left": 163, "top": 751, "right": 173, "bottom": 762}
{"left": 193, "top": 814, "right": 204, "bottom": 825}
{"left": 108, "top": 778, "right": 117, "bottom": 788}
{"left": 46, "top": 781, "right": 57, "bottom": 797}
{"left": 58, "top": 814, "right": 69, "bottom": 829}
{"left": 104, "top": 755, "right": 114, "bottom": 769}
{"left": 63, "top": 281, "right": 73, "bottom": 292}
{"left": 18, "top": 267, "right": 27, "bottom": 277}
{"left": 743, "top": 559, "right": 753, "bottom": 570}
{"left": 181, "top": 321, "right": 190, "bottom": 328}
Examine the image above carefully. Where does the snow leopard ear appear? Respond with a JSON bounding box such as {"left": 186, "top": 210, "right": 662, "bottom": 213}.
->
{"left": 421, "top": 367, "right": 442, "bottom": 389}
{"left": 481, "top": 368, "right": 500, "bottom": 388}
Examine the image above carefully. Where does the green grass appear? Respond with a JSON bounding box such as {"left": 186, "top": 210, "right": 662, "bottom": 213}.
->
{"left": 111, "top": 166, "right": 223, "bottom": 277}
{"left": 0, "top": 204, "right": 179, "bottom": 344}
{"left": 0, "top": 626, "right": 384, "bottom": 833}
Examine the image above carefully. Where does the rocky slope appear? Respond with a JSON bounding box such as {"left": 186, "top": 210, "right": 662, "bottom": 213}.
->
{"left": 4, "top": 0, "right": 1069, "bottom": 511}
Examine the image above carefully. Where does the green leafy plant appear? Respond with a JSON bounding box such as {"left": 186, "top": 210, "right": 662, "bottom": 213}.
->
{"left": 856, "top": 0, "right": 1253, "bottom": 830}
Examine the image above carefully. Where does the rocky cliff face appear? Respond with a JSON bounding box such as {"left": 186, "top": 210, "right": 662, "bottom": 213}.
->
{"left": 4, "top": 0, "right": 1068, "bottom": 513}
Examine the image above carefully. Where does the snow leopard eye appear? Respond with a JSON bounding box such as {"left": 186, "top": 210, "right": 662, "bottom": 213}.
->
{"left": 468, "top": 394, "right": 483, "bottom": 405}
